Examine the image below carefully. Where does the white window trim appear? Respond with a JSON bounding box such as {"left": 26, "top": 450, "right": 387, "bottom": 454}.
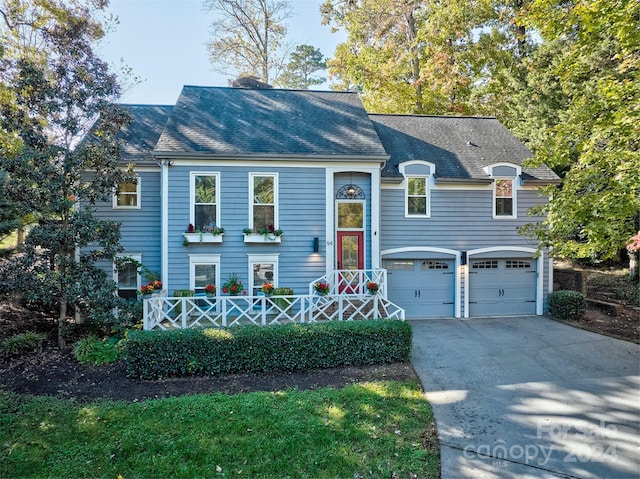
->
{"left": 188, "top": 254, "right": 221, "bottom": 292}
{"left": 336, "top": 199, "right": 365, "bottom": 231}
{"left": 248, "top": 172, "right": 279, "bottom": 230}
{"left": 399, "top": 161, "right": 433, "bottom": 218}
{"left": 113, "top": 254, "right": 142, "bottom": 292}
{"left": 248, "top": 254, "right": 279, "bottom": 294}
{"left": 190, "top": 172, "right": 221, "bottom": 229}
{"left": 492, "top": 177, "right": 518, "bottom": 219}
{"left": 405, "top": 175, "right": 431, "bottom": 218}
{"left": 486, "top": 163, "right": 521, "bottom": 220}
{"left": 113, "top": 176, "right": 141, "bottom": 209}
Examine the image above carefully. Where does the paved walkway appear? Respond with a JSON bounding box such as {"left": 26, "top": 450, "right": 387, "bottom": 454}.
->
{"left": 410, "top": 316, "right": 640, "bottom": 479}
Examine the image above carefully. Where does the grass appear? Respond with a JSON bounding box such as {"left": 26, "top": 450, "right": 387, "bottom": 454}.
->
{"left": 0, "top": 380, "right": 439, "bottom": 479}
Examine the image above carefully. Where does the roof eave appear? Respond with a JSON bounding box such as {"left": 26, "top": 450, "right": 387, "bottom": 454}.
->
{"left": 435, "top": 177, "right": 493, "bottom": 185}
{"left": 522, "top": 179, "right": 561, "bottom": 186}
{"left": 152, "top": 151, "right": 389, "bottom": 162}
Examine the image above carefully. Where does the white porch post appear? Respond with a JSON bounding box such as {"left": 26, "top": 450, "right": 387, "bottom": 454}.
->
{"left": 371, "top": 168, "right": 381, "bottom": 269}
{"left": 325, "top": 169, "right": 335, "bottom": 276}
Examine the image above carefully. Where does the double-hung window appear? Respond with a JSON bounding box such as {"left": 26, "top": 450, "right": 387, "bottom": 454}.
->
{"left": 494, "top": 178, "right": 514, "bottom": 217}
{"left": 189, "top": 255, "right": 220, "bottom": 295}
{"left": 249, "top": 254, "right": 279, "bottom": 296}
{"left": 407, "top": 176, "right": 428, "bottom": 216}
{"left": 114, "top": 255, "right": 141, "bottom": 300}
{"left": 192, "top": 173, "right": 220, "bottom": 231}
{"left": 400, "top": 161, "right": 432, "bottom": 218}
{"left": 250, "top": 173, "right": 278, "bottom": 230}
{"left": 113, "top": 178, "right": 140, "bottom": 209}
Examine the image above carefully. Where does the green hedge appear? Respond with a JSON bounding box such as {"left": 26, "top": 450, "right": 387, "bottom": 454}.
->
{"left": 125, "top": 319, "right": 412, "bottom": 380}
{"left": 548, "top": 290, "right": 587, "bottom": 321}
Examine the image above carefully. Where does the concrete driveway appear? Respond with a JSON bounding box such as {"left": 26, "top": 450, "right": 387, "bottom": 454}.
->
{"left": 410, "top": 316, "right": 640, "bottom": 479}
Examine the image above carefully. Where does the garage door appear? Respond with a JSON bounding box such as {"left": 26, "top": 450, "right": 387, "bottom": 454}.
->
{"left": 468, "top": 259, "right": 537, "bottom": 316}
{"left": 385, "top": 259, "right": 455, "bottom": 318}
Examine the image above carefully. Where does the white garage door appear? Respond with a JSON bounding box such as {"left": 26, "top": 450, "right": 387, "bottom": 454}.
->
{"left": 385, "top": 259, "right": 455, "bottom": 318}
{"left": 468, "top": 259, "right": 537, "bottom": 316}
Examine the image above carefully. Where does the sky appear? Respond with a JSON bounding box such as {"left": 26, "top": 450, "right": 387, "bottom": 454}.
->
{"left": 98, "top": 0, "right": 346, "bottom": 105}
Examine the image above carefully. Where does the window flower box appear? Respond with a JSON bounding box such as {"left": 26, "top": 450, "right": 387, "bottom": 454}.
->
{"left": 243, "top": 233, "right": 282, "bottom": 244}
{"left": 183, "top": 223, "right": 224, "bottom": 244}
{"left": 243, "top": 227, "right": 283, "bottom": 244}
{"left": 183, "top": 232, "right": 224, "bottom": 244}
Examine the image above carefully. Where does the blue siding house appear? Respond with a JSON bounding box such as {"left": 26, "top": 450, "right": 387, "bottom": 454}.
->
{"left": 95, "top": 81, "right": 559, "bottom": 324}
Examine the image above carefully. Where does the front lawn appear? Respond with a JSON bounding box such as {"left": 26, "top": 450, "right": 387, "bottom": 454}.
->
{"left": 0, "top": 380, "right": 439, "bottom": 479}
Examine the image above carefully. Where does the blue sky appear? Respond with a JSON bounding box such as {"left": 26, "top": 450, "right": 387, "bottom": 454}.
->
{"left": 99, "top": 0, "right": 345, "bottom": 105}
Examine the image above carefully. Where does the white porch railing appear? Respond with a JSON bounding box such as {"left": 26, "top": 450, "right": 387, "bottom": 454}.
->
{"left": 309, "top": 269, "right": 388, "bottom": 296}
{"left": 143, "top": 293, "right": 404, "bottom": 331}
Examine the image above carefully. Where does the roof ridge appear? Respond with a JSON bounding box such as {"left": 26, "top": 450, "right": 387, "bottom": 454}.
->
{"left": 122, "top": 103, "right": 174, "bottom": 108}
{"left": 369, "top": 113, "right": 497, "bottom": 120}
{"left": 179, "top": 84, "right": 357, "bottom": 95}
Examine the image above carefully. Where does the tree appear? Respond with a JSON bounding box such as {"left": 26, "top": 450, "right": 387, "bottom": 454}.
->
{"left": 518, "top": 0, "right": 640, "bottom": 261}
{"left": 320, "top": 0, "right": 506, "bottom": 114}
{"left": 204, "top": 0, "right": 292, "bottom": 85}
{"left": 279, "top": 44, "right": 326, "bottom": 89}
{"left": 0, "top": 0, "right": 133, "bottom": 347}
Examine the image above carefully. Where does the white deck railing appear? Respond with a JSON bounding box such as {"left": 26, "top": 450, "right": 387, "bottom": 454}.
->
{"left": 309, "top": 269, "right": 388, "bottom": 296}
{"left": 143, "top": 293, "right": 404, "bottom": 331}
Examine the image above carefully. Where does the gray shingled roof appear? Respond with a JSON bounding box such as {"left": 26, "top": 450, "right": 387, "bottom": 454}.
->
{"left": 154, "top": 86, "right": 388, "bottom": 158}
{"left": 118, "top": 105, "right": 173, "bottom": 163}
{"left": 370, "top": 114, "right": 559, "bottom": 183}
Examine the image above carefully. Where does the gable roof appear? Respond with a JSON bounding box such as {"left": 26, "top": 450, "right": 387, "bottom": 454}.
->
{"left": 154, "top": 86, "right": 388, "bottom": 159}
{"left": 370, "top": 114, "right": 559, "bottom": 184}
{"left": 118, "top": 104, "right": 173, "bottom": 163}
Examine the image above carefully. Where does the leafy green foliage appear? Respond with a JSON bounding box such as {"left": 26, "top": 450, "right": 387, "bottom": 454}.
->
{"left": 72, "top": 335, "right": 124, "bottom": 365}
{"left": 515, "top": 0, "right": 640, "bottom": 261}
{"left": 0, "top": 0, "right": 132, "bottom": 347}
{"left": 125, "top": 320, "right": 412, "bottom": 380}
{"left": 1, "top": 331, "right": 47, "bottom": 357}
{"left": 547, "top": 290, "right": 587, "bottom": 321}
{"left": 321, "top": 0, "right": 509, "bottom": 114}
{"left": 280, "top": 44, "right": 327, "bottom": 89}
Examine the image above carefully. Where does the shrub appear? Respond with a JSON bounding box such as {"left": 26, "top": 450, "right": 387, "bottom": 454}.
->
{"left": 548, "top": 290, "right": 587, "bottom": 321}
{"left": 125, "top": 319, "right": 412, "bottom": 380}
{"left": 73, "top": 335, "right": 124, "bottom": 365}
{"left": 1, "top": 331, "right": 47, "bottom": 357}
{"left": 271, "top": 287, "right": 294, "bottom": 312}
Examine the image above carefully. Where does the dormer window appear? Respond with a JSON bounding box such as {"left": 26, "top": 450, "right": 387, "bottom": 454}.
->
{"left": 400, "top": 161, "right": 433, "bottom": 218}
{"left": 495, "top": 179, "right": 514, "bottom": 216}
{"left": 488, "top": 164, "right": 520, "bottom": 219}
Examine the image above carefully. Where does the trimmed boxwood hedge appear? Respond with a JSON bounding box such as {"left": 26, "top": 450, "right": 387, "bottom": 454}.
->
{"left": 125, "top": 319, "right": 412, "bottom": 380}
{"left": 547, "top": 290, "right": 587, "bottom": 321}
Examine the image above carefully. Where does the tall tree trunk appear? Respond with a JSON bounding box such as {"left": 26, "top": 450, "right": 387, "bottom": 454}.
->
{"left": 58, "top": 299, "right": 67, "bottom": 349}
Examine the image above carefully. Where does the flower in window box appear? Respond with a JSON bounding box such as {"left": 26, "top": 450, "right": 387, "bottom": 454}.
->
{"left": 260, "top": 283, "right": 274, "bottom": 295}
{"left": 244, "top": 226, "right": 283, "bottom": 237}
{"left": 366, "top": 281, "right": 379, "bottom": 295}
{"left": 203, "top": 223, "right": 224, "bottom": 235}
{"left": 313, "top": 282, "right": 330, "bottom": 295}
{"left": 140, "top": 280, "right": 162, "bottom": 295}
{"left": 221, "top": 273, "right": 246, "bottom": 296}
{"left": 186, "top": 223, "right": 196, "bottom": 233}
{"left": 204, "top": 284, "right": 216, "bottom": 296}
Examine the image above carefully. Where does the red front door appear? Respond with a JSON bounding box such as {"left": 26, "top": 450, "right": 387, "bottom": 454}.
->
{"left": 337, "top": 231, "right": 364, "bottom": 293}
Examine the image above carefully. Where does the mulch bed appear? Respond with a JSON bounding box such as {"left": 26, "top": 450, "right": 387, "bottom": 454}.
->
{"left": 1, "top": 300, "right": 637, "bottom": 403}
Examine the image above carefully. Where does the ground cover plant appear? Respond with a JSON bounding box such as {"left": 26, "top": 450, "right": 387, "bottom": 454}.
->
{"left": 0, "top": 381, "right": 439, "bottom": 479}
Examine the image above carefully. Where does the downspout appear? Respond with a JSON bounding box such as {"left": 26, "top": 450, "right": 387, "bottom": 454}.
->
{"left": 161, "top": 160, "right": 169, "bottom": 292}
